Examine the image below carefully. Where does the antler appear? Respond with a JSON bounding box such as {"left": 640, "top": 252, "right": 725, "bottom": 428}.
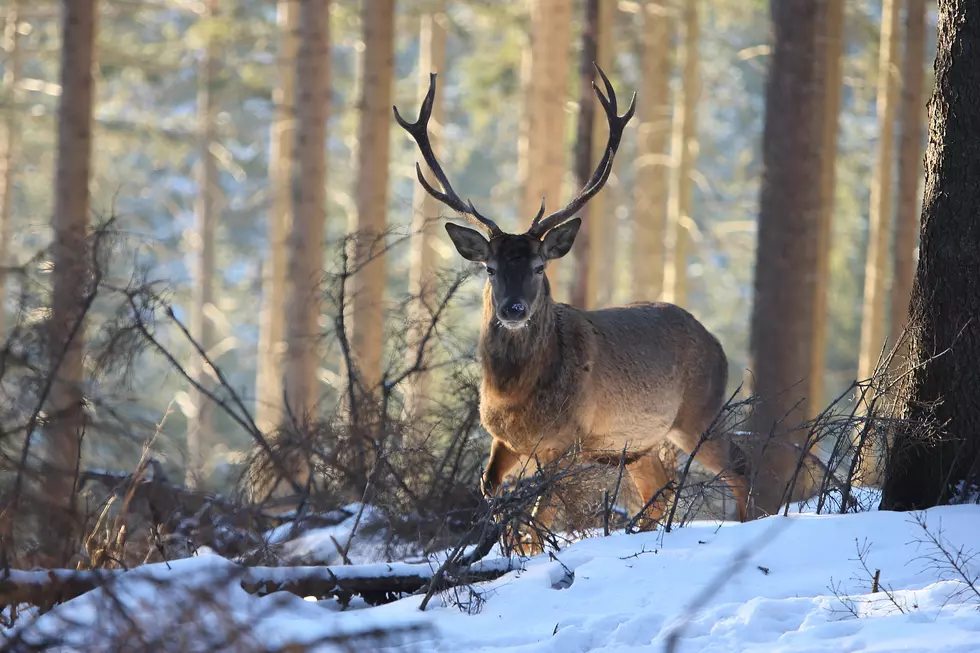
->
{"left": 394, "top": 73, "right": 503, "bottom": 238}
{"left": 527, "top": 64, "right": 636, "bottom": 238}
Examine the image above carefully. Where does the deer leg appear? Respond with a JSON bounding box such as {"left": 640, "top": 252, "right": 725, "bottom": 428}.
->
{"left": 482, "top": 438, "right": 521, "bottom": 497}
{"left": 519, "top": 448, "right": 566, "bottom": 556}
{"left": 667, "top": 430, "right": 748, "bottom": 523}
{"left": 626, "top": 450, "right": 672, "bottom": 531}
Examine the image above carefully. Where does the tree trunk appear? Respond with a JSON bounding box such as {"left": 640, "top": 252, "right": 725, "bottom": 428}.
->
{"left": 186, "top": 0, "right": 220, "bottom": 490}
{"left": 856, "top": 0, "right": 902, "bottom": 384}
{"left": 663, "top": 0, "right": 699, "bottom": 308}
{"left": 404, "top": 5, "right": 447, "bottom": 418}
{"left": 0, "top": 0, "right": 23, "bottom": 340}
{"left": 44, "top": 0, "right": 99, "bottom": 564}
{"left": 522, "top": 0, "right": 572, "bottom": 300}
{"left": 285, "top": 0, "right": 329, "bottom": 428}
{"left": 632, "top": 0, "right": 672, "bottom": 303}
{"left": 349, "top": 0, "right": 395, "bottom": 395}
{"left": 807, "top": 0, "right": 845, "bottom": 418}
{"left": 255, "top": 0, "right": 299, "bottom": 438}
{"left": 888, "top": 0, "right": 927, "bottom": 361}
{"left": 748, "top": 0, "right": 824, "bottom": 516}
{"left": 881, "top": 0, "right": 980, "bottom": 510}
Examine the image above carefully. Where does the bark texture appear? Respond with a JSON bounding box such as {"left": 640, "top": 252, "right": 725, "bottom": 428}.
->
{"left": 45, "top": 0, "right": 99, "bottom": 563}
{"left": 881, "top": 0, "right": 980, "bottom": 510}
{"left": 748, "top": 0, "right": 824, "bottom": 516}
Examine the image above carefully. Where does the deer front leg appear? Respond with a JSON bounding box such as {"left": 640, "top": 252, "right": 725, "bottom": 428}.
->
{"left": 519, "top": 448, "right": 568, "bottom": 556}
{"left": 481, "top": 438, "right": 521, "bottom": 497}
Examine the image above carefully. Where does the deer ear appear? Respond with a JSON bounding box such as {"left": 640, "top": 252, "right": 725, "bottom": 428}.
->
{"left": 541, "top": 218, "right": 581, "bottom": 260}
{"left": 445, "top": 223, "right": 491, "bottom": 262}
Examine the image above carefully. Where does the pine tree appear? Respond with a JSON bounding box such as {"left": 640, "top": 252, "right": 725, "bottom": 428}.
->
{"left": 0, "top": 0, "right": 23, "bottom": 340}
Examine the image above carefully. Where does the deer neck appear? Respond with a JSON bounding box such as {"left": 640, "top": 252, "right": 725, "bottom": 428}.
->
{"left": 478, "top": 281, "right": 559, "bottom": 395}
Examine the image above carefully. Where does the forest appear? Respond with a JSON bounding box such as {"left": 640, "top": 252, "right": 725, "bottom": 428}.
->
{"left": 0, "top": 0, "right": 979, "bottom": 651}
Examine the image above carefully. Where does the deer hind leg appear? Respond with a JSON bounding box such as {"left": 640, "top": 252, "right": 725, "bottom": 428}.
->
{"left": 667, "top": 429, "right": 748, "bottom": 523}
{"left": 626, "top": 450, "right": 672, "bottom": 532}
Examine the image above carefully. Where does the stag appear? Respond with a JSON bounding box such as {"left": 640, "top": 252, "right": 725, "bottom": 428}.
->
{"left": 394, "top": 66, "right": 748, "bottom": 552}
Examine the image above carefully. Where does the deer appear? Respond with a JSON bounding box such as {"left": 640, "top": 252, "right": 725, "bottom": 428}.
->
{"left": 394, "top": 66, "right": 748, "bottom": 553}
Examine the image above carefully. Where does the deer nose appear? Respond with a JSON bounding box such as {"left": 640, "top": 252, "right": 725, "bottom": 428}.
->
{"left": 499, "top": 301, "right": 527, "bottom": 322}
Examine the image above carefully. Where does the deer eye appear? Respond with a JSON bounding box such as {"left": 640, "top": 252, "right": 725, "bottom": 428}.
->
{"left": 534, "top": 265, "right": 545, "bottom": 275}
{"left": 486, "top": 267, "right": 496, "bottom": 277}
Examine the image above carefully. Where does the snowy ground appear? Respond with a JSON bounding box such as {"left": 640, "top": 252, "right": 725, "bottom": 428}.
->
{"left": 7, "top": 503, "right": 980, "bottom": 652}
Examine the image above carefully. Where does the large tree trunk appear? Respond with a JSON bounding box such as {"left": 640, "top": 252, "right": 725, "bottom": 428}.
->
{"left": 632, "top": 0, "right": 672, "bottom": 303}
{"left": 255, "top": 0, "right": 299, "bottom": 438}
{"left": 404, "top": 5, "right": 447, "bottom": 418}
{"left": 522, "top": 0, "right": 572, "bottom": 300}
{"left": 44, "top": 0, "right": 99, "bottom": 564}
{"left": 888, "top": 0, "right": 927, "bottom": 360}
{"left": 662, "top": 0, "right": 699, "bottom": 308}
{"left": 807, "top": 0, "right": 845, "bottom": 418}
{"left": 186, "top": 0, "right": 220, "bottom": 490}
{"left": 282, "top": 0, "right": 329, "bottom": 487}
{"left": 349, "top": 0, "right": 395, "bottom": 397}
{"left": 880, "top": 0, "right": 980, "bottom": 511}
{"left": 0, "top": 0, "right": 23, "bottom": 340}
{"left": 748, "top": 0, "right": 825, "bottom": 517}
{"left": 856, "top": 0, "right": 902, "bottom": 384}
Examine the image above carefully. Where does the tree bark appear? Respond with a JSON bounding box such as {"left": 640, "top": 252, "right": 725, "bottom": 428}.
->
{"left": 255, "top": 0, "right": 299, "bottom": 438}
{"left": 0, "top": 0, "right": 23, "bottom": 340}
{"left": 349, "top": 0, "right": 395, "bottom": 396}
{"left": 522, "top": 0, "right": 572, "bottom": 300}
{"left": 632, "top": 0, "right": 672, "bottom": 303}
{"left": 404, "top": 5, "right": 447, "bottom": 418}
{"left": 186, "top": 0, "right": 220, "bottom": 490}
{"left": 748, "top": 0, "right": 824, "bottom": 516}
{"left": 856, "top": 0, "right": 902, "bottom": 384}
{"left": 888, "top": 0, "right": 927, "bottom": 361}
{"left": 881, "top": 0, "right": 980, "bottom": 510}
{"left": 808, "top": 0, "right": 845, "bottom": 418}
{"left": 285, "top": 0, "right": 329, "bottom": 427}
{"left": 45, "top": 0, "right": 99, "bottom": 563}
{"left": 663, "top": 0, "right": 699, "bottom": 308}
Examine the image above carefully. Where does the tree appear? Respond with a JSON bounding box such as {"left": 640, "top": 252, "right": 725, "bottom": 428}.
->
{"left": 0, "top": 0, "right": 23, "bottom": 340}
{"left": 282, "top": 0, "right": 329, "bottom": 487}
{"left": 856, "top": 0, "right": 901, "bottom": 385}
{"left": 186, "top": 0, "right": 220, "bottom": 489}
{"left": 349, "top": 0, "right": 395, "bottom": 398}
{"left": 255, "top": 0, "right": 299, "bottom": 438}
{"left": 521, "top": 0, "right": 572, "bottom": 299}
{"left": 808, "top": 0, "right": 845, "bottom": 418}
{"left": 881, "top": 0, "right": 980, "bottom": 510}
{"left": 748, "top": 0, "right": 825, "bottom": 516}
{"left": 632, "top": 0, "right": 672, "bottom": 303}
{"left": 662, "top": 0, "right": 699, "bottom": 308}
{"left": 888, "top": 0, "right": 927, "bottom": 359}
{"left": 404, "top": 4, "right": 447, "bottom": 418}
{"left": 45, "top": 0, "right": 99, "bottom": 563}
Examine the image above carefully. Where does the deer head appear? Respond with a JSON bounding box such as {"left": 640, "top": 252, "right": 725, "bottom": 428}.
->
{"left": 394, "top": 65, "right": 635, "bottom": 328}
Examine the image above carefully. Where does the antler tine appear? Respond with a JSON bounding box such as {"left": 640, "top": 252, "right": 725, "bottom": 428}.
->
{"left": 527, "top": 64, "right": 636, "bottom": 238}
{"left": 394, "top": 73, "right": 503, "bottom": 237}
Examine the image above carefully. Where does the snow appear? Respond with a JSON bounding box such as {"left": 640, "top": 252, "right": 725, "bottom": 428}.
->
{"left": 7, "top": 505, "right": 980, "bottom": 652}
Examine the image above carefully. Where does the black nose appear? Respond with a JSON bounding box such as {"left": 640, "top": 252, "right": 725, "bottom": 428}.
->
{"left": 499, "top": 301, "right": 527, "bottom": 321}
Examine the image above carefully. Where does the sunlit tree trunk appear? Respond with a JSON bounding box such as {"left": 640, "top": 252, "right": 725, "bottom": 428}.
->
{"left": 632, "top": 0, "right": 672, "bottom": 303}
{"left": 186, "top": 0, "right": 220, "bottom": 489}
{"left": 808, "top": 0, "right": 845, "bottom": 418}
{"left": 856, "top": 0, "right": 901, "bottom": 384}
{"left": 662, "top": 0, "right": 699, "bottom": 308}
{"left": 888, "top": 0, "right": 927, "bottom": 361}
{"left": 748, "top": 0, "right": 824, "bottom": 517}
{"left": 522, "top": 0, "right": 572, "bottom": 299}
{"left": 283, "top": 0, "right": 329, "bottom": 487}
{"left": 349, "top": 0, "right": 394, "bottom": 396}
{"left": 404, "top": 5, "right": 447, "bottom": 418}
{"left": 255, "top": 0, "right": 299, "bottom": 438}
{"left": 0, "top": 0, "right": 23, "bottom": 340}
{"left": 881, "top": 0, "right": 980, "bottom": 510}
{"left": 44, "top": 0, "right": 99, "bottom": 564}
